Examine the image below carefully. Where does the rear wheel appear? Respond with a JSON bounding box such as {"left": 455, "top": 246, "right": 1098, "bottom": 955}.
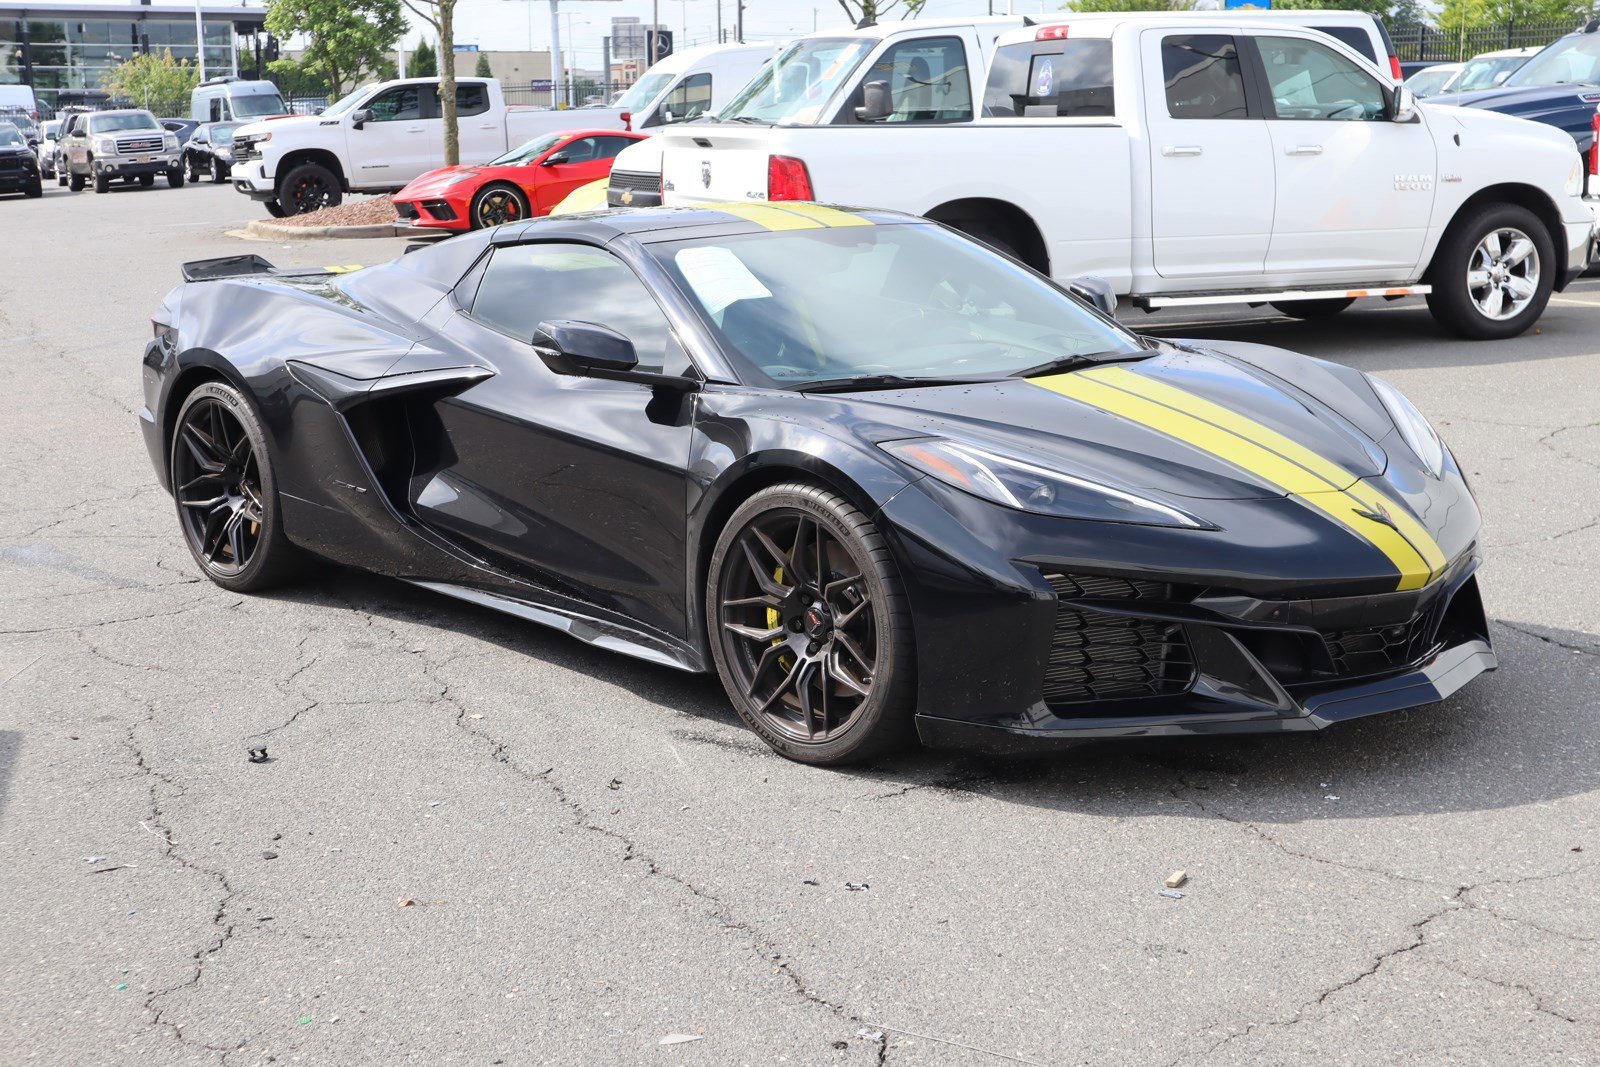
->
{"left": 188, "top": 156, "right": 202, "bottom": 183}
{"left": 277, "top": 162, "right": 340, "bottom": 216}
{"left": 1425, "top": 203, "right": 1554, "bottom": 340}
{"left": 706, "top": 484, "right": 916, "bottom": 766}
{"left": 69, "top": 170, "right": 84, "bottom": 191}
{"left": 170, "top": 382, "right": 309, "bottom": 592}
{"left": 1271, "top": 297, "right": 1354, "bottom": 319}
{"left": 469, "top": 182, "right": 528, "bottom": 229}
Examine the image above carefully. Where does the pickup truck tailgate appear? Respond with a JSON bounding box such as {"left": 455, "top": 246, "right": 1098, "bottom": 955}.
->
{"left": 660, "top": 127, "right": 776, "bottom": 204}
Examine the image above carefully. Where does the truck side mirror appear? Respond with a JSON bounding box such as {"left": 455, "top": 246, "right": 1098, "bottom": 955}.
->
{"left": 1390, "top": 86, "right": 1418, "bottom": 123}
{"left": 854, "top": 80, "right": 892, "bottom": 123}
{"left": 351, "top": 108, "right": 373, "bottom": 130}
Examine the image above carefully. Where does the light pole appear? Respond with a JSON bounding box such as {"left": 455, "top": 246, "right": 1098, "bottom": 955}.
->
{"left": 193, "top": 0, "right": 205, "bottom": 82}
{"left": 562, "top": 15, "right": 591, "bottom": 105}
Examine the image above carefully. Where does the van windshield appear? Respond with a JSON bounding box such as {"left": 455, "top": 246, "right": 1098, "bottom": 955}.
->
{"left": 615, "top": 71, "right": 674, "bottom": 112}
{"left": 719, "top": 37, "right": 875, "bottom": 124}
{"left": 232, "top": 92, "right": 286, "bottom": 117}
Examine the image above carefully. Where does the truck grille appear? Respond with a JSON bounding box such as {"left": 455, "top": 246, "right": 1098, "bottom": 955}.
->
{"left": 234, "top": 135, "right": 266, "bottom": 161}
{"left": 609, "top": 170, "right": 659, "bottom": 193}
{"left": 1041, "top": 573, "right": 1195, "bottom": 706}
{"left": 117, "top": 136, "right": 164, "bottom": 155}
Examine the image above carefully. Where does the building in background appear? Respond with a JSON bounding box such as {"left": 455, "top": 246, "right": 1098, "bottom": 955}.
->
{"left": 0, "top": 3, "right": 264, "bottom": 112}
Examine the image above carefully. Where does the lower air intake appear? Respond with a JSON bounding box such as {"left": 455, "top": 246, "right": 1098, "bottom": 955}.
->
{"left": 1041, "top": 573, "right": 1195, "bottom": 706}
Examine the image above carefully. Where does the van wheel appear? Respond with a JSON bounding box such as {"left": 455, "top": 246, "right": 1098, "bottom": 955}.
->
{"left": 1271, "top": 298, "right": 1354, "bottom": 318}
{"left": 1426, "top": 203, "right": 1554, "bottom": 340}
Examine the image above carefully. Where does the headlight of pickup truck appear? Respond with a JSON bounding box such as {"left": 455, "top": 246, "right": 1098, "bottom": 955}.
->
{"left": 92, "top": 136, "right": 116, "bottom": 155}
{"left": 163, "top": 133, "right": 179, "bottom": 151}
{"left": 1565, "top": 160, "right": 1584, "bottom": 197}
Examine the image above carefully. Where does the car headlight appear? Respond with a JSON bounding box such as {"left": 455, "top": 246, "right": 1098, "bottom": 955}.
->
{"left": 215, "top": 147, "right": 232, "bottom": 161}
{"left": 163, "top": 132, "right": 179, "bottom": 150}
{"left": 881, "top": 438, "right": 1212, "bottom": 528}
{"left": 1565, "top": 159, "right": 1584, "bottom": 197}
{"left": 1366, "top": 374, "right": 1444, "bottom": 477}
{"left": 92, "top": 136, "right": 116, "bottom": 155}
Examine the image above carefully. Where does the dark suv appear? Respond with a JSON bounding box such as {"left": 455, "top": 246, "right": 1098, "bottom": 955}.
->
{"left": 0, "top": 120, "right": 43, "bottom": 199}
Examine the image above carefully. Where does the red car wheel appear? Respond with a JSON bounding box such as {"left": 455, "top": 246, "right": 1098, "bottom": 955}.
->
{"left": 471, "top": 183, "right": 529, "bottom": 229}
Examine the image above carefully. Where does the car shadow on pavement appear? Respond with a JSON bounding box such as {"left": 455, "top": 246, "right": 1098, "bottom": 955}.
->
{"left": 263, "top": 569, "right": 1596, "bottom": 824}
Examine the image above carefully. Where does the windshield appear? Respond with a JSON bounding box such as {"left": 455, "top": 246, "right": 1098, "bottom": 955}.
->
{"left": 89, "top": 113, "right": 160, "bottom": 133}
{"left": 720, "top": 37, "right": 875, "bottom": 124}
{"left": 232, "top": 93, "right": 286, "bottom": 118}
{"left": 212, "top": 124, "right": 240, "bottom": 144}
{"left": 649, "top": 223, "right": 1139, "bottom": 388}
{"left": 1404, "top": 67, "right": 1458, "bottom": 95}
{"left": 1506, "top": 34, "right": 1600, "bottom": 87}
{"left": 42, "top": 121, "right": 59, "bottom": 138}
{"left": 320, "top": 87, "right": 371, "bottom": 119}
{"left": 0, "top": 124, "right": 22, "bottom": 146}
{"left": 615, "top": 71, "right": 675, "bottom": 113}
{"left": 491, "top": 132, "right": 565, "bottom": 165}
{"left": 1454, "top": 55, "right": 1526, "bottom": 91}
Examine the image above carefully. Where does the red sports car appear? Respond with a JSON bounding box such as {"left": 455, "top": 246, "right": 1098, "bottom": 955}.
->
{"left": 393, "top": 128, "right": 647, "bottom": 231}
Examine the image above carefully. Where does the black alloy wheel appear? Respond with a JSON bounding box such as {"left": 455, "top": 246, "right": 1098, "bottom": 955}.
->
{"left": 707, "top": 484, "right": 915, "bottom": 765}
{"left": 170, "top": 382, "right": 307, "bottom": 591}
{"left": 470, "top": 183, "right": 528, "bottom": 229}
{"left": 278, "top": 162, "right": 340, "bottom": 216}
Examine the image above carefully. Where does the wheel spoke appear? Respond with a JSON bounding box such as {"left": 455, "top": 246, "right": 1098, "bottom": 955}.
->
{"left": 746, "top": 643, "right": 787, "bottom": 698}
{"left": 181, "top": 423, "right": 226, "bottom": 470}
{"left": 177, "top": 471, "right": 227, "bottom": 493}
{"left": 1502, "top": 237, "right": 1534, "bottom": 267}
{"left": 828, "top": 647, "right": 871, "bottom": 697}
{"left": 1482, "top": 231, "right": 1504, "bottom": 260}
{"left": 201, "top": 507, "right": 236, "bottom": 562}
{"left": 1504, "top": 275, "right": 1535, "bottom": 301}
{"left": 795, "top": 659, "right": 822, "bottom": 739}
{"left": 740, "top": 537, "right": 791, "bottom": 598}
{"left": 755, "top": 656, "right": 806, "bottom": 715}
{"left": 788, "top": 517, "right": 814, "bottom": 585}
{"left": 226, "top": 510, "right": 246, "bottom": 564}
{"left": 834, "top": 631, "right": 874, "bottom": 682}
{"left": 724, "top": 620, "right": 785, "bottom": 643}
{"left": 835, "top": 597, "right": 870, "bottom": 628}
{"left": 749, "top": 525, "right": 791, "bottom": 575}
{"left": 722, "top": 593, "right": 782, "bottom": 610}
{"left": 179, "top": 493, "right": 229, "bottom": 510}
{"left": 1466, "top": 269, "right": 1491, "bottom": 290}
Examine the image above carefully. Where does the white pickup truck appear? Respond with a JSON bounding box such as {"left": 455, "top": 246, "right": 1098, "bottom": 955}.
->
{"left": 658, "top": 15, "right": 1597, "bottom": 338}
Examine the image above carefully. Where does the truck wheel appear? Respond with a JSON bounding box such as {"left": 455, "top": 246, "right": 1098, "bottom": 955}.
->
{"left": 1271, "top": 298, "right": 1354, "bottom": 319}
{"left": 1425, "top": 203, "right": 1554, "bottom": 340}
{"left": 167, "top": 166, "right": 185, "bottom": 188}
{"left": 469, "top": 183, "right": 529, "bottom": 228}
{"left": 264, "top": 200, "right": 287, "bottom": 218}
{"left": 57, "top": 170, "right": 67, "bottom": 187}
{"left": 93, "top": 170, "right": 109, "bottom": 194}
{"left": 69, "top": 170, "right": 83, "bottom": 191}
{"left": 277, "top": 162, "right": 340, "bottom": 216}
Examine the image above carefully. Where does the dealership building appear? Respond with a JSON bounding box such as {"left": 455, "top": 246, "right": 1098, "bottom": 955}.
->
{"left": 1, "top": 3, "right": 266, "bottom": 111}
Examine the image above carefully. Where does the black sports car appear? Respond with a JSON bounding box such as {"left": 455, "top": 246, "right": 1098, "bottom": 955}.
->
{"left": 141, "top": 205, "right": 1493, "bottom": 765}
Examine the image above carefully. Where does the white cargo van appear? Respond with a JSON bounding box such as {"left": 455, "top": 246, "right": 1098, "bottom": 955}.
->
{"left": 191, "top": 77, "right": 286, "bottom": 123}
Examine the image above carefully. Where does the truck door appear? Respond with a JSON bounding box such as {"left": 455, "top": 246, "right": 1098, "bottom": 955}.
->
{"left": 1141, "top": 30, "right": 1276, "bottom": 282}
{"left": 441, "top": 82, "right": 502, "bottom": 164}
{"left": 1248, "top": 33, "right": 1435, "bottom": 278}
{"left": 354, "top": 84, "right": 440, "bottom": 184}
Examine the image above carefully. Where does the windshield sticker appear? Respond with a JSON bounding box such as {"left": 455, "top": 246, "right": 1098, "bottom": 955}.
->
{"left": 676, "top": 246, "right": 772, "bottom": 316}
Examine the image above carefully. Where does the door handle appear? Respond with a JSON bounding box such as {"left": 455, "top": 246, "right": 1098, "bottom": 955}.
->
{"left": 406, "top": 126, "right": 424, "bottom": 134}
{"left": 477, "top": 123, "right": 496, "bottom": 130}
{"left": 1162, "top": 145, "right": 1203, "bottom": 157}
{"left": 1286, "top": 144, "right": 1323, "bottom": 155}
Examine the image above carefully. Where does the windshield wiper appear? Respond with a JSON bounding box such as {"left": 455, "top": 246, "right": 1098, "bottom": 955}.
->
{"left": 1012, "top": 349, "right": 1153, "bottom": 379}
{"left": 726, "top": 115, "right": 770, "bottom": 124}
{"left": 797, "top": 374, "right": 1000, "bottom": 394}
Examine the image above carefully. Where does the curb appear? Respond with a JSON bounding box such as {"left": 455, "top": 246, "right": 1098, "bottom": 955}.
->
{"left": 243, "top": 218, "right": 434, "bottom": 241}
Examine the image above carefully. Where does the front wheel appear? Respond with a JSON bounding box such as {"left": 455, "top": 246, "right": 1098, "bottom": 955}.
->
{"left": 469, "top": 182, "right": 529, "bottom": 229}
{"left": 706, "top": 484, "right": 916, "bottom": 766}
{"left": 263, "top": 199, "right": 287, "bottom": 218}
{"left": 166, "top": 166, "right": 184, "bottom": 189}
{"left": 1425, "top": 204, "right": 1554, "bottom": 340}
{"left": 93, "top": 170, "right": 109, "bottom": 194}
{"left": 139, "top": 173, "right": 155, "bottom": 187}
{"left": 212, "top": 159, "right": 227, "bottom": 184}
{"left": 170, "top": 382, "right": 309, "bottom": 592}
{"left": 24, "top": 176, "right": 41, "bottom": 198}
{"left": 1271, "top": 297, "right": 1354, "bottom": 319}
{"left": 276, "top": 162, "right": 340, "bottom": 216}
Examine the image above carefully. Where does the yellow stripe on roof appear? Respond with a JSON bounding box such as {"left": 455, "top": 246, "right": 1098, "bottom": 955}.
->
{"left": 759, "top": 202, "right": 874, "bottom": 228}
{"left": 713, "top": 203, "right": 825, "bottom": 231}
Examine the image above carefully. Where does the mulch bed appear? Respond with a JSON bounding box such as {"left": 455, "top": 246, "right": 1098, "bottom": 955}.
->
{"left": 275, "top": 194, "right": 399, "bottom": 228}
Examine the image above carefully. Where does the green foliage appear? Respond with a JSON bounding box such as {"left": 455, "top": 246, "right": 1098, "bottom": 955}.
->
{"left": 833, "top": 0, "right": 927, "bottom": 24}
{"left": 265, "top": 0, "right": 407, "bottom": 93}
{"left": 1437, "top": 0, "right": 1592, "bottom": 32}
{"left": 103, "top": 50, "right": 199, "bottom": 108}
{"left": 412, "top": 38, "right": 438, "bottom": 78}
{"left": 266, "top": 56, "right": 330, "bottom": 97}
{"left": 474, "top": 52, "right": 493, "bottom": 78}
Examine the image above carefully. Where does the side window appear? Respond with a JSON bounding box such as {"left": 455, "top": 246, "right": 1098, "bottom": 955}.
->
{"left": 593, "top": 136, "right": 635, "bottom": 160}
{"left": 558, "top": 136, "right": 601, "bottom": 162}
{"left": 658, "top": 73, "right": 712, "bottom": 123}
{"left": 1310, "top": 26, "right": 1377, "bottom": 64}
{"left": 865, "top": 36, "right": 974, "bottom": 123}
{"left": 980, "top": 40, "right": 1113, "bottom": 118}
{"left": 209, "top": 97, "right": 223, "bottom": 122}
{"left": 454, "top": 83, "right": 490, "bottom": 117}
{"left": 367, "top": 86, "right": 424, "bottom": 123}
{"left": 469, "top": 244, "right": 677, "bottom": 373}
{"left": 1255, "top": 36, "right": 1386, "bottom": 121}
{"left": 1162, "top": 35, "right": 1249, "bottom": 120}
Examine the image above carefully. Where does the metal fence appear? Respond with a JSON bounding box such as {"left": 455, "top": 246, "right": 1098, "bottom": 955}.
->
{"left": 1390, "top": 19, "right": 1581, "bottom": 63}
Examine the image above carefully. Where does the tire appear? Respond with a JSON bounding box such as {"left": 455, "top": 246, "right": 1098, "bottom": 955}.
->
{"left": 57, "top": 171, "right": 67, "bottom": 187}
{"left": 276, "top": 161, "right": 340, "bottom": 217}
{"left": 166, "top": 166, "right": 184, "bottom": 189}
{"left": 24, "top": 176, "right": 41, "bottom": 198}
{"left": 170, "top": 381, "right": 309, "bottom": 593}
{"left": 93, "top": 170, "right": 109, "bottom": 193}
{"left": 705, "top": 483, "right": 916, "bottom": 766}
{"left": 212, "top": 159, "right": 227, "bottom": 184}
{"left": 188, "top": 158, "right": 202, "bottom": 183}
{"left": 139, "top": 173, "right": 155, "bottom": 187}
{"left": 1271, "top": 297, "right": 1355, "bottom": 319}
{"left": 469, "top": 182, "right": 529, "bottom": 229}
{"left": 264, "top": 200, "right": 287, "bottom": 218}
{"left": 1425, "top": 203, "right": 1554, "bottom": 340}
{"left": 69, "top": 170, "right": 83, "bottom": 191}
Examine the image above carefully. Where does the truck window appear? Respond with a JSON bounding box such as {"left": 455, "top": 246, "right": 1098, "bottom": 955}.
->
{"left": 1254, "top": 36, "right": 1386, "bottom": 121}
{"left": 851, "top": 37, "right": 973, "bottom": 123}
{"left": 1162, "top": 35, "right": 1248, "bottom": 120}
{"left": 368, "top": 86, "right": 424, "bottom": 122}
{"left": 446, "top": 83, "right": 490, "bottom": 117}
{"left": 658, "top": 73, "right": 712, "bottom": 124}
{"left": 981, "top": 41, "right": 1114, "bottom": 118}
{"left": 1309, "top": 25, "right": 1377, "bottom": 65}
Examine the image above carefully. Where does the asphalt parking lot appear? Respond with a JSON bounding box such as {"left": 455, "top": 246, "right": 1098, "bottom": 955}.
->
{"left": 1, "top": 181, "right": 1596, "bottom": 1066}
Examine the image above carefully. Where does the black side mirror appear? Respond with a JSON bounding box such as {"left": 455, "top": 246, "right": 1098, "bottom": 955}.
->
{"left": 541, "top": 152, "right": 570, "bottom": 166}
{"left": 854, "top": 80, "right": 892, "bottom": 123}
{"left": 532, "top": 318, "right": 700, "bottom": 391}
{"left": 351, "top": 108, "right": 373, "bottom": 129}
{"left": 1067, "top": 275, "right": 1117, "bottom": 318}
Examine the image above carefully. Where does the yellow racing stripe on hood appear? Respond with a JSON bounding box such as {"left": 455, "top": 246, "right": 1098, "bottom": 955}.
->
{"left": 1032, "top": 367, "right": 1444, "bottom": 591}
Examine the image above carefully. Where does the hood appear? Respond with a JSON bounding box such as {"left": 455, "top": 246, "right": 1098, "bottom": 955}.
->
{"left": 397, "top": 165, "right": 479, "bottom": 198}
{"left": 232, "top": 114, "right": 321, "bottom": 141}
{"left": 841, "top": 348, "right": 1392, "bottom": 502}
{"left": 0, "top": 144, "right": 33, "bottom": 157}
{"left": 1443, "top": 84, "right": 1600, "bottom": 129}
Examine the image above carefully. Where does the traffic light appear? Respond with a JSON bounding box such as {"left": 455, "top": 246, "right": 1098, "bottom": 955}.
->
{"left": 651, "top": 30, "right": 673, "bottom": 62}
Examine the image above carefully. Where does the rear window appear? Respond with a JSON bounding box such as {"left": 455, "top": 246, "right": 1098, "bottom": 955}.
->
{"left": 982, "top": 40, "right": 1114, "bottom": 118}
{"left": 1311, "top": 25, "right": 1377, "bottom": 64}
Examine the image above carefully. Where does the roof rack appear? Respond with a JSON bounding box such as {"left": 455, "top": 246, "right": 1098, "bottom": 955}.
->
{"left": 199, "top": 75, "right": 241, "bottom": 86}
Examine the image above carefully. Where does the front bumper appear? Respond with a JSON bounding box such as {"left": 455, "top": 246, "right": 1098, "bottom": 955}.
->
{"left": 393, "top": 197, "right": 464, "bottom": 230}
{"left": 96, "top": 155, "right": 178, "bottom": 178}
{"left": 0, "top": 167, "right": 38, "bottom": 191}
{"left": 232, "top": 160, "right": 276, "bottom": 200}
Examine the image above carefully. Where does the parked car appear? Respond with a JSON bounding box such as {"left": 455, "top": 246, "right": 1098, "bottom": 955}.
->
{"left": 142, "top": 207, "right": 1495, "bottom": 764}
{"left": 162, "top": 117, "right": 200, "bottom": 145}
{"left": 182, "top": 121, "right": 242, "bottom": 183}
{"left": 1403, "top": 62, "right": 1463, "bottom": 97}
{"left": 0, "top": 120, "right": 43, "bottom": 198}
{"left": 0, "top": 107, "right": 40, "bottom": 145}
{"left": 394, "top": 128, "right": 647, "bottom": 230}
{"left": 35, "top": 119, "right": 61, "bottom": 178}
{"left": 59, "top": 109, "right": 185, "bottom": 193}
{"left": 1451, "top": 46, "right": 1541, "bottom": 93}
{"left": 659, "top": 14, "right": 1595, "bottom": 339}
{"left": 191, "top": 76, "right": 286, "bottom": 123}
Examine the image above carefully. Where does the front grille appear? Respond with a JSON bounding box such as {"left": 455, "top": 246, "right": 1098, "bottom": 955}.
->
{"left": 1323, "top": 610, "right": 1443, "bottom": 678}
{"left": 609, "top": 169, "right": 659, "bottom": 193}
{"left": 1042, "top": 573, "right": 1195, "bottom": 706}
{"left": 117, "top": 136, "right": 163, "bottom": 155}
{"left": 234, "top": 135, "right": 264, "bottom": 161}
{"left": 0, "top": 155, "right": 23, "bottom": 172}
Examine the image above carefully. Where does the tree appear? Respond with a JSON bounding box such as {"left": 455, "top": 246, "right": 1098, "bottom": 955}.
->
{"left": 401, "top": 0, "right": 462, "bottom": 165}
{"left": 1061, "top": 0, "right": 1195, "bottom": 10}
{"left": 833, "top": 0, "right": 927, "bottom": 24}
{"left": 412, "top": 38, "right": 438, "bottom": 78}
{"left": 267, "top": 56, "right": 332, "bottom": 99}
{"left": 103, "top": 50, "right": 199, "bottom": 111}
{"left": 474, "top": 52, "right": 493, "bottom": 78}
{"left": 265, "top": 0, "right": 407, "bottom": 94}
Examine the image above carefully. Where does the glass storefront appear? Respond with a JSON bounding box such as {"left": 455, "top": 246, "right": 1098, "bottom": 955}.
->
{"left": 1, "top": 13, "right": 250, "bottom": 112}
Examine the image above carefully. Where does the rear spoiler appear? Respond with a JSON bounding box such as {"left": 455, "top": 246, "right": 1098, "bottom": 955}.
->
{"left": 180, "top": 255, "right": 358, "bottom": 283}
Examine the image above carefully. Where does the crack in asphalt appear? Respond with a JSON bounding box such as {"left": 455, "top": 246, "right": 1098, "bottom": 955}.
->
{"left": 1536, "top": 423, "right": 1600, "bottom": 474}
{"left": 1496, "top": 620, "right": 1598, "bottom": 658}
{"left": 0, "top": 593, "right": 238, "bottom": 635}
